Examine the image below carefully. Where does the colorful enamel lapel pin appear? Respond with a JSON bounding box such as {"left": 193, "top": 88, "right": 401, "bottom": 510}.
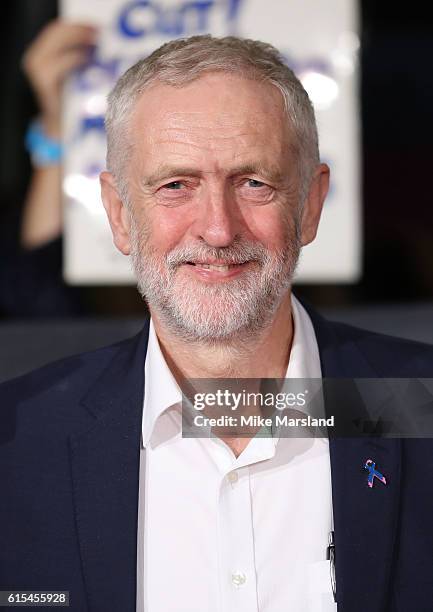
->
{"left": 364, "top": 459, "right": 387, "bottom": 488}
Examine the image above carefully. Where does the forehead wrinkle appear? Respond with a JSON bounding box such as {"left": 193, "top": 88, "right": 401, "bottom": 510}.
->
{"left": 136, "top": 102, "right": 286, "bottom": 151}
{"left": 146, "top": 108, "right": 269, "bottom": 143}
{"left": 151, "top": 125, "right": 261, "bottom": 145}
{"left": 155, "top": 122, "right": 275, "bottom": 154}
{"left": 154, "top": 109, "right": 258, "bottom": 129}
{"left": 153, "top": 137, "right": 261, "bottom": 157}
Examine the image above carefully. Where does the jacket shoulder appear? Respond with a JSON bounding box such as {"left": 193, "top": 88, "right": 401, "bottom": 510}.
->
{"left": 327, "top": 319, "right": 433, "bottom": 376}
{"left": 1, "top": 335, "right": 133, "bottom": 401}
{"left": 0, "top": 333, "right": 141, "bottom": 445}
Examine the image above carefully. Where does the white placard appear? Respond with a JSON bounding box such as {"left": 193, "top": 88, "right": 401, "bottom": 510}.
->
{"left": 61, "top": 0, "right": 361, "bottom": 284}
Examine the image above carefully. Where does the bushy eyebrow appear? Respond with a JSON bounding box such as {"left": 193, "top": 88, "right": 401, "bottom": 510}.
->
{"left": 231, "top": 163, "right": 284, "bottom": 184}
{"left": 142, "top": 167, "right": 202, "bottom": 187}
{"left": 141, "top": 163, "right": 284, "bottom": 187}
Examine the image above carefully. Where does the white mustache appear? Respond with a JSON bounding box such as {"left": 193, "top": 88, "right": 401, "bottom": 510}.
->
{"left": 165, "top": 242, "right": 269, "bottom": 269}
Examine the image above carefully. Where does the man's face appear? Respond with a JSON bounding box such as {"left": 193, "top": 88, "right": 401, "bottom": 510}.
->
{"left": 102, "top": 72, "right": 328, "bottom": 341}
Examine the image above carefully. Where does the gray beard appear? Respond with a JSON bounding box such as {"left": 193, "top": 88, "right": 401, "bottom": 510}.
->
{"left": 129, "top": 218, "right": 301, "bottom": 344}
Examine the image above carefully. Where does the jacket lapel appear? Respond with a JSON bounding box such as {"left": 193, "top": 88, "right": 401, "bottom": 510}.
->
{"left": 69, "top": 321, "right": 150, "bottom": 612}
{"left": 306, "top": 304, "right": 401, "bottom": 612}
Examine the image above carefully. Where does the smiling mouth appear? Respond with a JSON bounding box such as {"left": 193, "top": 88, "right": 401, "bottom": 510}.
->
{"left": 185, "top": 262, "right": 248, "bottom": 272}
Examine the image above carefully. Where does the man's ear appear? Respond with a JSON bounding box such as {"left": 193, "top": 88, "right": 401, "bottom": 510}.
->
{"left": 299, "top": 163, "right": 330, "bottom": 246}
{"left": 100, "top": 171, "right": 131, "bottom": 255}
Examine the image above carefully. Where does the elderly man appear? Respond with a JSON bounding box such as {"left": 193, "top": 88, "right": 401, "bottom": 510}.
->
{"left": 1, "top": 35, "right": 433, "bottom": 612}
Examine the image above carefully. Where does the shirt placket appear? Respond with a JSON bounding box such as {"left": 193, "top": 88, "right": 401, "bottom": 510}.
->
{"left": 218, "top": 465, "right": 259, "bottom": 612}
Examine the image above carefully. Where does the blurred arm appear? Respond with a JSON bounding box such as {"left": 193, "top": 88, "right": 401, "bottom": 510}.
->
{"left": 20, "top": 20, "right": 96, "bottom": 249}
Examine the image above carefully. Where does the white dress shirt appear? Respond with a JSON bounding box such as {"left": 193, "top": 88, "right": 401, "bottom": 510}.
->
{"left": 137, "top": 295, "right": 336, "bottom": 612}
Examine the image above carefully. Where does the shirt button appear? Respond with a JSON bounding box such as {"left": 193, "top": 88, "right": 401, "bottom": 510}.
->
{"left": 231, "top": 572, "right": 247, "bottom": 587}
{"left": 227, "top": 471, "right": 239, "bottom": 484}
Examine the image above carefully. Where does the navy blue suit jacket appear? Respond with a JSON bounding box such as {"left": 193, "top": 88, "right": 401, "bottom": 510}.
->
{"left": 1, "top": 304, "right": 433, "bottom": 611}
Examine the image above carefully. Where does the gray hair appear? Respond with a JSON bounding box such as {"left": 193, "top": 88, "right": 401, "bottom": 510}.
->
{"left": 105, "top": 34, "right": 319, "bottom": 205}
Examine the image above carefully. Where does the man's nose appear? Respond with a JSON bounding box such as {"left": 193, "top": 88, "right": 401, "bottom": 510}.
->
{"left": 192, "top": 185, "right": 241, "bottom": 247}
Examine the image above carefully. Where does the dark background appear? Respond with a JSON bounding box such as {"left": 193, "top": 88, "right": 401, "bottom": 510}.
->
{"left": 0, "top": 0, "right": 432, "bottom": 319}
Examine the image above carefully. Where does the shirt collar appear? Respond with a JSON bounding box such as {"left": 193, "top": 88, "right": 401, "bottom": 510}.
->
{"left": 142, "top": 318, "right": 182, "bottom": 447}
{"left": 142, "top": 294, "right": 321, "bottom": 447}
{"left": 288, "top": 294, "right": 322, "bottom": 379}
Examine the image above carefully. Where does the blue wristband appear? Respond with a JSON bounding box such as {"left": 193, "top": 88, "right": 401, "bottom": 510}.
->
{"left": 25, "top": 119, "right": 63, "bottom": 167}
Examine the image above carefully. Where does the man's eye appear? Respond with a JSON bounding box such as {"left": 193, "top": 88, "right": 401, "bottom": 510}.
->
{"left": 247, "top": 179, "right": 265, "bottom": 188}
{"left": 163, "top": 181, "right": 183, "bottom": 190}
